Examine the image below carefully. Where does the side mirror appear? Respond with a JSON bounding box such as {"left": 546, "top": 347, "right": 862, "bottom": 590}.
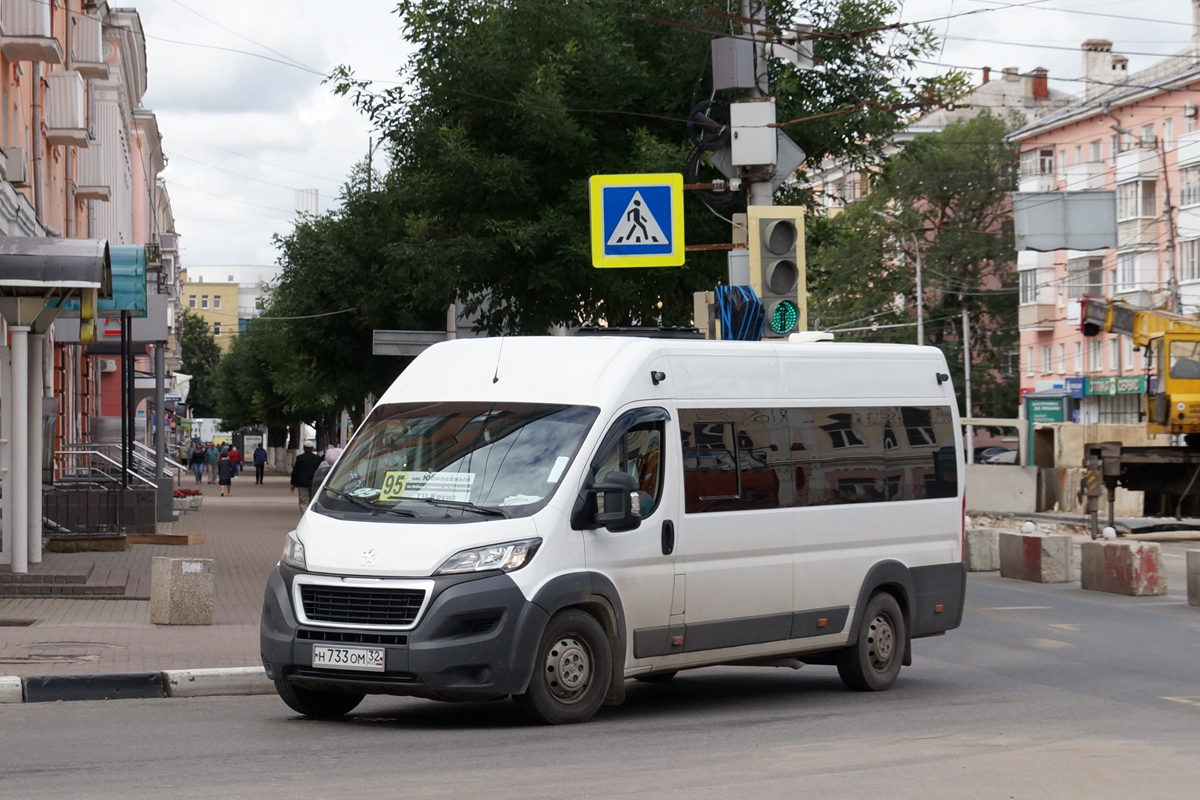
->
{"left": 590, "top": 471, "right": 641, "bottom": 533}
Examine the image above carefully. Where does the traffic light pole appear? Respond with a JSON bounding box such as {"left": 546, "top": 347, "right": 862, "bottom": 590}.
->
{"left": 742, "top": 0, "right": 773, "bottom": 208}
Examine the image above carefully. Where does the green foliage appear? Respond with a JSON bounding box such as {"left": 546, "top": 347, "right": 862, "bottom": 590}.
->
{"left": 179, "top": 308, "right": 221, "bottom": 416}
{"left": 807, "top": 112, "right": 1020, "bottom": 417}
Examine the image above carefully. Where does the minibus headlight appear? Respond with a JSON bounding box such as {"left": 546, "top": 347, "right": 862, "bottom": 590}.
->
{"left": 436, "top": 538, "right": 542, "bottom": 575}
{"left": 282, "top": 533, "right": 307, "bottom": 570}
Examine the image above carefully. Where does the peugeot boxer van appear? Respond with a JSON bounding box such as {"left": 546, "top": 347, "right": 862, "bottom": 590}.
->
{"left": 260, "top": 336, "right": 967, "bottom": 724}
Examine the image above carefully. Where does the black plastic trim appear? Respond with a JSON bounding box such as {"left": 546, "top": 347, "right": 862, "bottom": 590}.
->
{"left": 910, "top": 561, "right": 967, "bottom": 638}
{"left": 846, "top": 560, "right": 916, "bottom": 646}
{"left": 632, "top": 605, "right": 850, "bottom": 658}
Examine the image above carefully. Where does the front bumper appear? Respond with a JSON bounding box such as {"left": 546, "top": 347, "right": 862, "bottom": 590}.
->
{"left": 260, "top": 565, "right": 548, "bottom": 700}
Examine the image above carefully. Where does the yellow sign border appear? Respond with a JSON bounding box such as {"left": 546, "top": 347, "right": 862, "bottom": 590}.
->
{"left": 589, "top": 173, "right": 685, "bottom": 268}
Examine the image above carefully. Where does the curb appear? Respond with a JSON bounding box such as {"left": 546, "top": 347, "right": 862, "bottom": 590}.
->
{"left": 0, "top": 667, "right": 274, "bottom": 704}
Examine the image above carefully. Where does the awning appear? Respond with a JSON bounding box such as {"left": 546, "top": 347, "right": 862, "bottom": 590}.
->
{"left": 0, "top": 236, "right": 112, "bottom": 296}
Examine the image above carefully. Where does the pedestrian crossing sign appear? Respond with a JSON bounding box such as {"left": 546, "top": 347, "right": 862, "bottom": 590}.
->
{"left": 589, "top": 173, "right": 685, "bottom": 268}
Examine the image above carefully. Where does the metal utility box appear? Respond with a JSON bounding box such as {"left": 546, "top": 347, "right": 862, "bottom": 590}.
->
{"left": 730, "top": 100, "right": 777, "bottom": 166}
{"left": 712, "top": 37, "right": 756, "bottom": 91}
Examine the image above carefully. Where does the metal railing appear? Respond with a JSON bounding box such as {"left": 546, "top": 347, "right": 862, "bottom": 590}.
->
{"left": 53, "top": 448, "right": 158, "bottom": 489}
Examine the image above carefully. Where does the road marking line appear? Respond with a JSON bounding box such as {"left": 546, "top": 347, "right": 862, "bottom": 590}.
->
{"left": 988, "top": 606, "right": 1052, "bottom": 610}
{"left": 1161, "top": 696, "right": 1200, "bottom": 708}
{"left": 1048, "top": 623, "right": 1081, "bottom": 631}
{"left": 1028, "top": 638, "right": 1072, "bottom": 649}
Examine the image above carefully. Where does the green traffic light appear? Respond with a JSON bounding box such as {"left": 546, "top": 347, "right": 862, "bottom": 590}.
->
{"left": 770, "top": 300, "right": 799, "bottom": 335}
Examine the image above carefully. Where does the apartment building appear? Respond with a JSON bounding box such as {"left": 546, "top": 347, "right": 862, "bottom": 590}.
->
{"left": 182, "top": 265, "right": 279, "bottom": 351}
{"left": 1010, "top": 14, "right": 1200, "bottom": 424}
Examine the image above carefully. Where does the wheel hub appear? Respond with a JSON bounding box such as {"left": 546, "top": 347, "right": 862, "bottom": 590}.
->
{"left": 866, "top": 614, "right": 895, "bottom": 671}
{"left": 544, "top": 636, "right": 592, "bottom": 704}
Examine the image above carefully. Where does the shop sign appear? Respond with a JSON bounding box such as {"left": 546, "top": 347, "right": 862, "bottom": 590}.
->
{"left": 1027, "top": 397, "right": 1066, "bottom": 423}
{"left": 1064, "top": 377, "right": 1086, "bottom": 398}
{"left": 1085, "top": 376, "right": 1146, "bottom": 396}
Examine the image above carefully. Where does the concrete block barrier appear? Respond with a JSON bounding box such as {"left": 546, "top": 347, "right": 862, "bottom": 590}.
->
{"left": 1081, "top": 540, "right": 1167, "bottom": 596}
{"left": 0, "top": 675, "right": 23, "bottom": 703}
{"left": 998, "top": 532, "right": 1073, "bottom": 584}
{"left": 163, "top": 667, "right": 274, "bottom": 698}
{"left": 151, "top": 557, "right": 215, "bottom": 625}
{"left": 966, "top": 528, "right": 1000, "bottom": 572}
{"left": 1188, "top": 551, "right": 1200, "bottom": 608}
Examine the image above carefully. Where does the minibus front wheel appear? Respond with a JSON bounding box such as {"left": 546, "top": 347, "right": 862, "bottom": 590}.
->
{"left": 836, "top": 592, "right": 906, "bottom": 692}
{"left": 514, "top": 609, "right": 612, "bottom": 724}
{"left": 274, "top": 680, "right": 365, "bottom": 719}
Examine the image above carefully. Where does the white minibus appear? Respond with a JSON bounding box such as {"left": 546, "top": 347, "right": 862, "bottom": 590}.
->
{"left": 260, "top": 336, "right": 966, "bottom": 724}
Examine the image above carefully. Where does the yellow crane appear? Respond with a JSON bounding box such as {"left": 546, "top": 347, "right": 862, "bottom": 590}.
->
{"left": 1080, "top": 297, "right": 1200, "bottom": 529}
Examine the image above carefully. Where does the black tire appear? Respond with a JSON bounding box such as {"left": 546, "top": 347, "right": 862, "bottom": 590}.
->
{"left": 513, "top": 609, "right": 612, "bottom": 725}
{"left": 837, "top": 592, "right": 906, "bottom": 692}
{"left": 274, "top": 679, "right": 365, "bottom": 718}
{"left": 634, "top": 671, "right": 677, "bottom": 683}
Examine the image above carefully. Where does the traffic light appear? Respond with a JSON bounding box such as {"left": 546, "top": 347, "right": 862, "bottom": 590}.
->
{"left": 747, "top": 205, "right": 805, "bottom": 338}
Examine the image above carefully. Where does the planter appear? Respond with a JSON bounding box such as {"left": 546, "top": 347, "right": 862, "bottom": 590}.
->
{"left": 172, "top": 498, "right": 190, "bottom": 512}
{"left": 189, "top": 495, "right": 204, "bottom": 510}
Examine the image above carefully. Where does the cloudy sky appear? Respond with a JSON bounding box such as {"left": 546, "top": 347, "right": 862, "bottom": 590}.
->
{"left": 137, "top": 0, "right": 1195, "bottom": 271}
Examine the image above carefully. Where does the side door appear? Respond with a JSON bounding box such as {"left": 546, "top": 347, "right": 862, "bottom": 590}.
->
{"left": 580, "top": 406, "right": 682, "bottom": 671}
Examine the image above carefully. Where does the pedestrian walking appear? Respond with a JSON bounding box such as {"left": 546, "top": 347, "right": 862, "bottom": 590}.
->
{"left": 217, "top": 451, "right": 235, "bottom": 496}
{"left": 289, "top": 442, "right": 322, "bottom": 510}
{"left": 205, "top": 442, "right": 219, "bottom": 484}
{"left": 189, "top": 440, "right": 205, "bottom": 484}
{"left": 253, "top": 444, "right": 268, "bottom": 485}
{"left": 230, "top": 445, "right": 243, "bottom": 477}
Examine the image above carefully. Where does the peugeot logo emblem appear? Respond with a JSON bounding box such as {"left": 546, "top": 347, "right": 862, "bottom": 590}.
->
{"left": 360, "top": 549, "right": 377, "bottom": 567}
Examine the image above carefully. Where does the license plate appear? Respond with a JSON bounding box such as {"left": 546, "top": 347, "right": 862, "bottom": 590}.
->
{"left": 311, "top": 644, "right": 385, "bottom": 672}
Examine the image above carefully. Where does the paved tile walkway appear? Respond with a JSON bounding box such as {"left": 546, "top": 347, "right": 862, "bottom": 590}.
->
{"left": 0, "top": 472, "right": 305, "bottom": 676}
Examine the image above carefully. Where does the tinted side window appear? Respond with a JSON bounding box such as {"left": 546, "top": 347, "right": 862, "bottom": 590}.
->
{"left": 680, "top": 408, "right": 791, "bottom": 513}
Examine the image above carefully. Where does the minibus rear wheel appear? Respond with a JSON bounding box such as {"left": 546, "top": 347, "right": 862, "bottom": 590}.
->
{"left": 274, "top": 680, "right": 365, "bottom": 718}
{"left": 514, "top": 609, "right": 612, "bottom": 724}
{"left": 836, "top": 592, "right": 906, "bottom": 692}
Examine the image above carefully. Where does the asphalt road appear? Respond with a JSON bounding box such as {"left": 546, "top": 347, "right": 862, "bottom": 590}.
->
{"left": 4, "top": 544, "right": 1200, "bottom": 799}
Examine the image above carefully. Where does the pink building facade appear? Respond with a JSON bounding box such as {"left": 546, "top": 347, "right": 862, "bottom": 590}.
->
{"left": 1011, "top": 22, "right": 1200, "bottom": 425}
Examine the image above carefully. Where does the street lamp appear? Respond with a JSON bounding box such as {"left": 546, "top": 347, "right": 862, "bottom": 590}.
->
{"left": 875, "top": 211, "right": 924, "bottom": 346}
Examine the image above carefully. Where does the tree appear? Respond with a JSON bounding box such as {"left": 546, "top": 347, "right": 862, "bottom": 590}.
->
{"left": 806, "top": 112, "right": 1020, "bottom": 417}
{"left": 179, "top": 308, "right": 221, "bottom": 417}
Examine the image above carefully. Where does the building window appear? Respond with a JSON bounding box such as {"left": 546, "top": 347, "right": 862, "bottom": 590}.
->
{"left": 1090, "top": 339, "right": 1104, "bottom": 373}
{"left": 1058, "top": 343, "right": 1066, "bottom": 374}
{"left": 1090, "top": 140, "right": 1102, "bottom": 162}
{"left": 1110, "top": 133, "right": 1120, "bottom": 163}
{"left": 1111, "top": 338, "right": 1120, "bottom": 371}
{"left": 1116, "top": 253, "right": 1138, "bottom": 292}
{"left": 201, "top": 295, "right": 209, "bottom": 309}
{"left": 214, "top": 296, "right": 222, "bottom": 310}
{"left": 1117, "top": 180, "right": 1156, "bottom": 220}
{"left": 1125, "top": 337, "right": 1135, "bottom": 371}
{"left": 1019, "top": 270, "right": 1037, "bottom": 304}
{"left": 1067, "top": 257, "right": 1105, "bottom": 298}
{"left": 1181, "top": 240, "right": 1200, "bottom": 282}
{"left": 1188, "top": 113, "right": 1198, "bottom": 134}
{"left": 1181, "top": 168, "right": 1200, "bottom": 207}
{"left": 1140, "top": 123, "right": 1156, "bottom": 147}
{"left": 1026, "top": 346, "right": 1034, "bottom": 377}
{"left": 212, "top": 322, "right": 221, "bottom": 337}
{"left": 1073, "top": 145, "right": 1082, "bottom": 165}
{"left": 1057, "top": 150, "right": 1065, "bottom": 177}
{"left": 1041, "top": 345, "right": 1052, "bottom": 374}
{"left": 1021, "top": 148, "right": 1055, "bottom": 177}
{"left": 1074, "top": 342, "right": 1082, "bottom": 373}
{"left": 1164, "top": 118, "right": 1174, "bottom": 150}
{"left": 188, "top": 295, "right": 196, "bottom": 309}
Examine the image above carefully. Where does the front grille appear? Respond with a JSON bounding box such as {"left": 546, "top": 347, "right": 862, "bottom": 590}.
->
{"left": 299, "top": 585, "right": 426, "bottom": 627}
{"left": 298, "top": 629, "right": 408, "bottom": 646}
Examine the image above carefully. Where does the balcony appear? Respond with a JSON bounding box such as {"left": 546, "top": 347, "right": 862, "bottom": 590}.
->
{"left": 71, "top": 13, "right": 108, "bottom": 79}
{"left": 1115, "top": 147, "right": 1158, "bottom": 183}
{"left": 76, "top": 142, "right": 109, "bottom": 201}
{"left": 45, "top": 72, "right": 87, "bottom": 146}
{"left": 1178, "top": 130, "right": 1200, "bottom": 168}
{"left": 1063, "top": 162, "right": 1106, "bottom": 191}
{"left": 0, "top": 0, "right": 63, "bottom": 63}
{"left": 1019, "top": 303, "right": 1057, "bottom": 331}
{"left": 1117, "top": 218, "right": 1159, "bottom": 248}
{"left": 1019, "top": 174, "right": 1055, "bottom": 193}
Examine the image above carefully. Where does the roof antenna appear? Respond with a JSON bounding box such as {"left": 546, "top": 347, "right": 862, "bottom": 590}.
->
{"left": 492, "top": 336, "right": 505, "bottom": 384}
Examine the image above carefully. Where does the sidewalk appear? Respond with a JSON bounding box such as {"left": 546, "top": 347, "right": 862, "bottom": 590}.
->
{"left": 0, "top": 472, "right": 302, "bottom": 677}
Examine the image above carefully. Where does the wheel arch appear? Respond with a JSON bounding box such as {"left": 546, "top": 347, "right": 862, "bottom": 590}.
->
{"left": 846, "top": 560, "right": 915, "bottom": 646}
{"left": 529, "top": 571, "right": 627, "bottom": 705}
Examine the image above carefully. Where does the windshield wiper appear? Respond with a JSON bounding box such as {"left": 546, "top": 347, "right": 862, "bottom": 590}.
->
{"left": 411, "top": 498, "right": 507, "bottom": 518}
{"left": 325, "top": 488, "right": 416, "bottom": 517}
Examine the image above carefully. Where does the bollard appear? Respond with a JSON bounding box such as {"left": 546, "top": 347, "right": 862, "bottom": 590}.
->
{"left": 1188, "top": 551, "right": 1200, "bottom": 608}
{"left": 151, "top": 557, "right": 216, "bottom": 625}
{"left": 966, "top": 527, "right": 1000, "bottom": 572}
{"left": 1081, "top": 540, "right": 1167, "bottom": 596}
{"left": 998, "top": 532, "right": 1073, "bottom": 584}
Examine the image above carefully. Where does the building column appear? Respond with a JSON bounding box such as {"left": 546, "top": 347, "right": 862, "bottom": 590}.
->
{"left": 10, "top": 325, "right": 29, "bottom": 573}
{"left": 27, "top": 332, "right": 44, "bottom": 563}
{"left": 0, "top": 337, "right": 11, "bottom": 566}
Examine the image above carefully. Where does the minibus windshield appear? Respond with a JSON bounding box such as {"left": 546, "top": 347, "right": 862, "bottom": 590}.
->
{"left": 315, "top": 402, "right": 600, "bottom": 521}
